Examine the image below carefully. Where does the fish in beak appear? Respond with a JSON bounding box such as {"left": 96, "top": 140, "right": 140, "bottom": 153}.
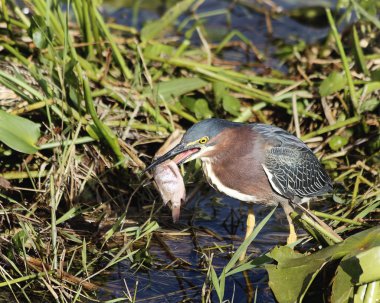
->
{"left": 143, "top": 142, "right": 200, "bottom": 173}
{"left": 144, "top": 131, "right": 199, "bottom": 222}
{"left": 153, "top": 160, "right": 185, "bottom": 222}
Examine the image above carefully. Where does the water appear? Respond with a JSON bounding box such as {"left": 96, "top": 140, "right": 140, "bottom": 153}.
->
{"left": 97, "top": 190, "right": 298, "bottom": 302}
{"left": 96, "top": 1, "right": 336, "bottom": 301}
{"left": 103, "top": 0, "right": 335, "bottom": 70}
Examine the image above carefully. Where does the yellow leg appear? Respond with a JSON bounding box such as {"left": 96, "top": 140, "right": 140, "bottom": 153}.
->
{"left": 281, "top": 201, "right": 297, "bottom": 244}
{"left": 239, "top": 205, "right": 255, "bottom": 261}
{"left": 286, "top": 216, "right": 297, "bottom": 244}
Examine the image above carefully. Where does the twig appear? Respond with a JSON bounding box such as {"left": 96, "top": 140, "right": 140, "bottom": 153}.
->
{"left": 292, "top": 94, "right": 301, "bottom": 138}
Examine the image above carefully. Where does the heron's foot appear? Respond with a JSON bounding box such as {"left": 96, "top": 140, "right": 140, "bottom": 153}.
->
{"left": 287, "top": 231, "right": 297, "bottom": 245}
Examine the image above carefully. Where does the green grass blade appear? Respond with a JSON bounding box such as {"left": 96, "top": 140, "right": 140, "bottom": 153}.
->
{"left": 224, "top": 206, "right": 277, "bottom": 273}
{"left": 141, "top": 0, "right": 196, "bottom": 42}
{"left": 83, "top": 77, "right": 125, "bottom": 163}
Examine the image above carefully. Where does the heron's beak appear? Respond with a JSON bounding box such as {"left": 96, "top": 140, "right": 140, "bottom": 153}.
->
{"left": 143, "top": 143, "right": 200, "bottom": 173}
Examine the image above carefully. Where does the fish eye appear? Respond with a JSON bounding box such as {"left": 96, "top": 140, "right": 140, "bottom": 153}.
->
{"left": 198, "top": 136, "right": 209, "bottom": 144}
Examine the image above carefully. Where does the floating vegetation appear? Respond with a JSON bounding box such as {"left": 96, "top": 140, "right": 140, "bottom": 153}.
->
{"left": 0, "top": 0, "right": 378, "bottom": 302}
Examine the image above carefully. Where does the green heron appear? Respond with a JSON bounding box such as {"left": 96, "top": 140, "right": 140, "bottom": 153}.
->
{"left": 145, "top": 118, "right": 333, "bottom": 259}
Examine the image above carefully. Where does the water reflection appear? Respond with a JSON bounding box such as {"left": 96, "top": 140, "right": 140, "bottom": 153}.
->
{"left": 97, "top": 189, "right": 301, "bottom": 302}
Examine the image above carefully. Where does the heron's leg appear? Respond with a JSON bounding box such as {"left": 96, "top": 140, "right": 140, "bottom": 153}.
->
{"left": 285, "top": 212, "right": 297, "bottom": 244}
{"left": 281, "top": 201, "right": 297, "bottom": 244}
{"left": 239, "top": 205, "right": 255, "bottom": 261}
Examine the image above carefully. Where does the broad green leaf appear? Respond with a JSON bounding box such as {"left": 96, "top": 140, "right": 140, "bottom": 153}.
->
{"left": 181, "top": 97, "right": 213, "bottom": 119}
{"left": 28, "top": 15, "right": 49, "bottom": 49}
{"left": 193, "top": 99, "right": 213, "bottom": 119}
{"left": 362, "top": 82, "right": 380, "bottom": 95}
{"left": 319, "top": 71, "right": 347, "bottom": 97}
{"left": 181, "top": 96, "right": 197, "bottom": 112}
{"left": 267, "top": 257, "right": 327, "bottom": 303}
{"left": 362, "top": 281, "right": 380, "bottom": 302}
{"left": 153, "top": 77, "right": 208, "bottom": 101}
{"left": 0, "top": 110, "right": 40, "bottom": 154}
{"left": 359, "top": 98, "right": 379, "bottom": 113}
{"left": 266, "top": 226, "right": 380, "bottom": 303}
{"left": 222, "top": 95, "right": 241, "bottom": 116}
{"left": 141, "top": 0, "right": 196, "bottom": 42}
{"left": 341, "top": 247, "right": 380, "bottom": 285}
{"left": 213, "top": 82, "right": 227, "bottom": 105}
{"left": 332, "top": 246, "right": 380, "bottom": 302}
{"left": 329, "top": 135, "right": 349, "bottom": 151}
{"left": 332, "top": 256, "right": 356, "bottom": 303}
{"left": 267, "top": 245, "right": 332, "bottom": 303}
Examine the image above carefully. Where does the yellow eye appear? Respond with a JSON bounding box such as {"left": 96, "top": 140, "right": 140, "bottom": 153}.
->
{"left": 199, "top": 136, "right": 209, "bottom": 144}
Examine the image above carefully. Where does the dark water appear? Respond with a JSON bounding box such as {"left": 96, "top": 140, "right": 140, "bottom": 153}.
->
{"left": 96, "top": 1, "right": 336, "bottom": 302}
{"left": 103, "top": 0, "right": 336, "bottom": 70}
{"left": 97, "top": 190, "right": 301, "bottom": 302}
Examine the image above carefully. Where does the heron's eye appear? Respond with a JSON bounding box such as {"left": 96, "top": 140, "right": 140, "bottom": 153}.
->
{"left": 198, "top": 136, "right": 209, "bottom": 144}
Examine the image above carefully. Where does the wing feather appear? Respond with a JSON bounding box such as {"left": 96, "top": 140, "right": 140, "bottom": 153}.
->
{"left": 264, "top": 145, "right": 332, "bottom": 199}
{"left": 251, "top": 123, "right": 332, "bottom": 200}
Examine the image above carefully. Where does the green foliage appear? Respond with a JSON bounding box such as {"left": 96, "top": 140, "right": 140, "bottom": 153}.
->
{"left": 329, "top": 135, "right": 349, "bottom": 151}
{"left": 359, "top": 98, "right": 379, "bottom": 113}
{"left": 222, "top": 95, "right": 241, "bottom": 116}
{"left": 141, "top": 0, "right": 196, "bottom": 42}
{"left": 319, "top": 71, "right": 347, "bottom": 97}
{"left": 209, "top": 207, "right": 276, "bottom": 302}
{"left": 83, "top": 77, "right": 124, "bottom": 163}
{"left": 0, "top": 110, "right": 40, "bottom": 154}
{"left": 28, "top": 15, "right": 50, "bottom": 49}
{"left": 181, "top": 97, "right": 214, "bottom": 119}
{"left": 152, "top": 77, "right": 208, "bottom": 101}
{"left": 266, "top": 227, "right": 380, "bottom": 303}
